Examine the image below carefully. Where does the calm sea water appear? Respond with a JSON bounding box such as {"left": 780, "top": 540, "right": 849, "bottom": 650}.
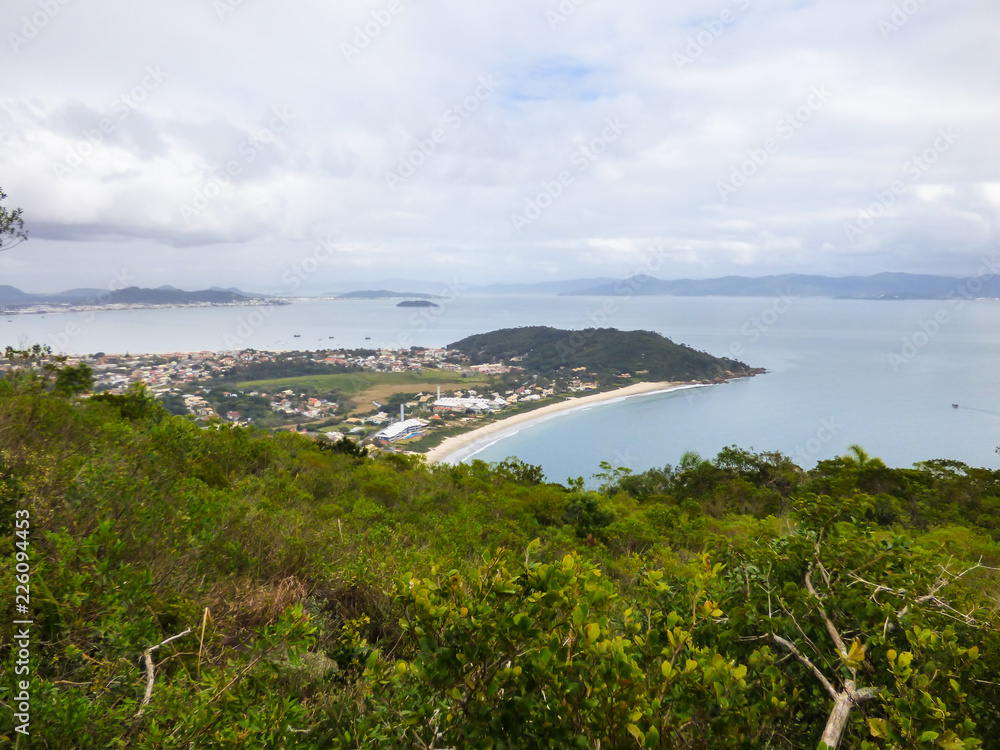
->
{"left": 4, "top": 295, "right": 999, "bottom": 473}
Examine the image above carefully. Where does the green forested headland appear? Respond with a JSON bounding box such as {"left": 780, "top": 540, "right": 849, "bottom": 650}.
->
{"left": 1, "top": 359, "right": 999, "bottom": 749}
{"left": 448, "top": 326, "right": 759, "bottom": 382}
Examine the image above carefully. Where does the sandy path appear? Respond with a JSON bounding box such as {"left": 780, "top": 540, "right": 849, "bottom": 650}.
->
{"left": 423, "top": 381, "right": 704, "bottom": 465}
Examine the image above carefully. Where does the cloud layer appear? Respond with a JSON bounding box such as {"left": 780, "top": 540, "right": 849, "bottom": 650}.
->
{"left": 2, "top": 0, "right": 998, "bottom": 291}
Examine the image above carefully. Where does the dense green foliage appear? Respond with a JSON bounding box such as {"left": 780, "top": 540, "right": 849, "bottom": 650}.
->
{"left": 0, "top": 187, "right": 27, "bottom": 252}
{"left": 449, "top": 326, "right": 757, "bottom": 382}
{"left": 214, "top": 356, "right": 355, "bottom": 383}
{"left": 1, "top": 361, "right": 999, "bottom": 748}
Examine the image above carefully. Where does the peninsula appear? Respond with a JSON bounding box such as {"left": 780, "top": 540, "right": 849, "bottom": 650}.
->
{"left": 11, "top": 327, "right": 760, "bottom": 456}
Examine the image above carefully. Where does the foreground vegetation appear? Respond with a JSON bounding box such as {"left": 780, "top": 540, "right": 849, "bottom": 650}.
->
{"left": 1, "top": 359, "right": 999, "bottom": 748}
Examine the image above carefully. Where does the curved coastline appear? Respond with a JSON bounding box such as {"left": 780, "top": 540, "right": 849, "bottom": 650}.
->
{"left": 423, "top": 381, "right": 712, "bottom": 465}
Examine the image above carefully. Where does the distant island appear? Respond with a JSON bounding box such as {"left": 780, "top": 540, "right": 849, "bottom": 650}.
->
{"left": 337, "top": 289, "right": 439, "bottom": 300}
{"left": 561, "top": 271, "right": 1000, "bottom": 300}
{"left": 397, "top": 300, "right": 439, "bottom": 308}
{"left": 0, "top": 285, "right": 285, "bottom": 314}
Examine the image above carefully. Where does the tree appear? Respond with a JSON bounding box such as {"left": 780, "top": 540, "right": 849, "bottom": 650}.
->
{"left": 717, "top": 492, "right": 1000, "bottom": 749}
{"left": 842, "top": 444, "right": 886, "bottom": 471}
{"left": 2, "top": 345, "right": 93, "bottom": 395}
{"left": 0, "top": 187, "right": 27, "bottom": 251}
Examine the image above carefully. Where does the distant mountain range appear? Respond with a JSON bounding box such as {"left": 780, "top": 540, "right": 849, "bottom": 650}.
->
{"left": 469, "top": 278, "right": 620, "bottom": 295}
{"left": 0, "top": 285, "right": 272, "bottom": 309}
{"left": 7, "top": 273, "right": 996, "bottom": 309}
{"left": 561, "top": 273, "right": 1000, "bottom": 299}
{"left": 322, "top": 273, "right": 1000, "bottom": 299}
{"left": 324, "top": 278, "right": 619, "bottom": 296}
{"left": 334, "top": 290, "right": 439, "bottom": 300}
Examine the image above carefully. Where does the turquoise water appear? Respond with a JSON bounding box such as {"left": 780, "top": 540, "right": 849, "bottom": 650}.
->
{"left": 4, "top": 295, "right": 999, "bottom": 472}
{"left": 459, "top": 298, "right": 1000, "bottom": 475}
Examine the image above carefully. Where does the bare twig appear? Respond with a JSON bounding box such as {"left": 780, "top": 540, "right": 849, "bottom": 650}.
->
{"left": 135, "top": 629, "right": 192, "bottom": 718}
{"left": 805, "top": 563, "right": 849, "bottom": 660}
{"left": 771, "top": 634, "right": 838, "bottom": 700}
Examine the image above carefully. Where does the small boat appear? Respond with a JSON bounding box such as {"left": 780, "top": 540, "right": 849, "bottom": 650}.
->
{"left": 365, "top": 336, "right": 371, "bottom": 340}
{"left": 293, "top": 334, "right": 301, "bottom": 338}
{"left": 952, "top": 403, "right": 959, "bottom": 409}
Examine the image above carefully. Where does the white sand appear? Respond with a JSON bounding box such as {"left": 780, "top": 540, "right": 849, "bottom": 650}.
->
{"left": 423, "top": 381, "right": 709, "bottom": 465}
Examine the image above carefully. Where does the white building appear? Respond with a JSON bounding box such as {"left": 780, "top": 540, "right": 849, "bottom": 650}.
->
{"left": 373, "top": 418, "right": 429, "bottom": 444}
{"left": 433, "top": 396, "right": 507, "bottom": 413}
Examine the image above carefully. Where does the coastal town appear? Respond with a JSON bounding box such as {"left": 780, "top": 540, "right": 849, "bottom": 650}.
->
{"left": 0, "top": 345, "right": 587, "bottom": 453}
{"left": 3, "top": 327, "right": 757, "bottom": 458}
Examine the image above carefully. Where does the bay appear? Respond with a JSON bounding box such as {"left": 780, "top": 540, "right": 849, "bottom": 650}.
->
{"left": 3, "top": 294, "right": 999, "bottom": 473}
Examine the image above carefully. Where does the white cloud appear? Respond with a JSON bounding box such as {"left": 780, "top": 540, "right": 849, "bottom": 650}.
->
{"left": 1, "top": 0, "right": 998, "bottom": 290}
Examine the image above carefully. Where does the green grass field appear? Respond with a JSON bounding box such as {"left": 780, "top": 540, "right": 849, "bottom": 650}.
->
{"left": 236, "top": 370, "right": 490, "bottom": 396}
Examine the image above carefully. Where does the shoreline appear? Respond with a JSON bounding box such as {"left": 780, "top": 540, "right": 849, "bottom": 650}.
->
{"left": 1, "top": 300, "right": 286, "bottom": 316}
{"left": 422, "top": 381, "right": 711, "bottom": 465}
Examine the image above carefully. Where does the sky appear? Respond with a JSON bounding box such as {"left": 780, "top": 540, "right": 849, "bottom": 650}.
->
{"left": 1, "top": 0, "right": 999, "bottom": 294}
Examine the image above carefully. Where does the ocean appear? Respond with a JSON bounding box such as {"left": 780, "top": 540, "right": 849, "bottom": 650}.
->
{"left": 4, "top": 294, "right": 999, "bottom": 475}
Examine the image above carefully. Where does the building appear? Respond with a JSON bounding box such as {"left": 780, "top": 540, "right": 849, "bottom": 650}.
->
{"left": 372, "top": 419, "right": 429, "bottom": 444}
{"left": 433, "top": 396, "right": 507, "bottom": 413}
{"left": 470, "top": 363, "right": 512, "bottom": 374}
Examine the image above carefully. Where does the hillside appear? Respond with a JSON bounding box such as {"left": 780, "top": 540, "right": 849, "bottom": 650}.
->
{"left": 449, "top": 326, "right": 759, "bottom": 382}
{"left": 103, "top": 286, "right": 257, "bottom": 305}
{"left": 337, "top": 289, "right": 438, "bottom": 300}
{"left": 1, "top": 356, "right": 999, "bottom": 748}
{"left": 0, "top": 285, "right": 277, "bottom": 308}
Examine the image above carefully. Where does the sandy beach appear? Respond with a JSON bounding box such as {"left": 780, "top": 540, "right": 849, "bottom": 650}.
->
{"left": 423, "top": 381, "right": 706, "bottom": 465}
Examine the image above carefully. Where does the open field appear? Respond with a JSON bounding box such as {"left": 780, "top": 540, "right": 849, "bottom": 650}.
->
{"left": 236, "top": 370, "right": 492, "bottom": 415}
{"left": 236, "top": 370, "right": 490, "bottom": 395}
